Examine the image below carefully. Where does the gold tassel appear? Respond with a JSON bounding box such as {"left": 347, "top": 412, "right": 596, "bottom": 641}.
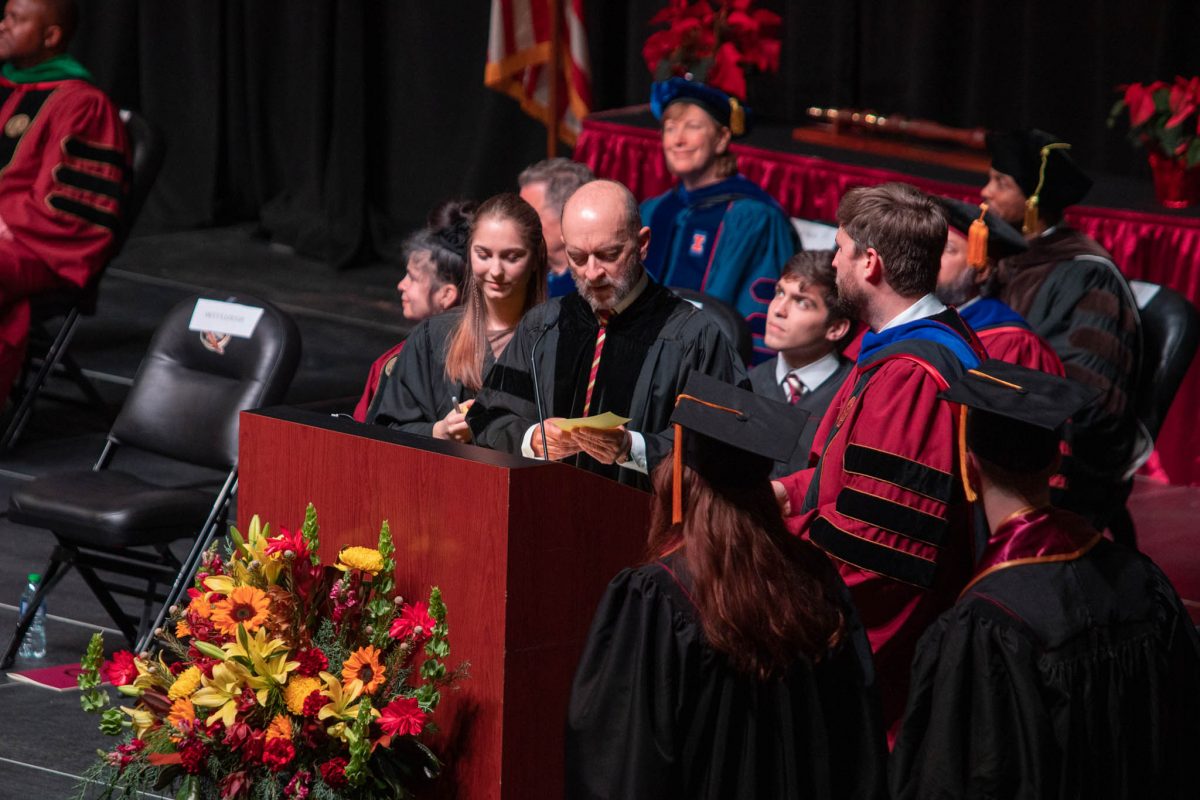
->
{"left": 728, "top": 97, "right": 745, "bottom": 137}
{"left": 967, "top": 203, "right": 989, "bottom": 268}
{"left": 1023, "top": 142, "right": 1071, "bottom": 235}
{"left": 672, "top": 423, "right": 683, "bottom": 525}
{"left": 958, "top": 404, "right": 978, "bottom": 504}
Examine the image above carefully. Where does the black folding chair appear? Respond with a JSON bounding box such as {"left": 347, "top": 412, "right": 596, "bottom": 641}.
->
{"left": 2, "top": 293, "right": 300, "bottom": 666}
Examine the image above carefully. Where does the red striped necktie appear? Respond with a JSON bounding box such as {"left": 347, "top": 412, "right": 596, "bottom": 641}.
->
{"left": 785, "top": 373, "right": 806, "bottom": 405}
{"left": 582, "top": 309, "right": 612, "bottom": 416}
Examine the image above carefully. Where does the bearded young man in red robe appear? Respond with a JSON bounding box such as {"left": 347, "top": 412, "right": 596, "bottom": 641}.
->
{"left": 772, "top": 182, "right": 986, "bottom": 741}
{"left": 0, "top": 0, "right": 129, "bottom": 403}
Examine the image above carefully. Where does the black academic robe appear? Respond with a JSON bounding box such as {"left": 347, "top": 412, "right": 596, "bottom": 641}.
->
{"left": 370, "top": 308, "right": 496, "bottom": 435}
{"left": 891, "top": 512, "right": 1200, "bottom": 800}
{"left": 468, "top": 280, "right": 746, "bottom": 489}
{"left": 748, "top": 355, "right": 853, "bottom": 478}
{"left": 566, "top": 553, "right": 887, "bottom": 800}
{"left": 996, "top": 229, "right": 1141, "bottom": 528}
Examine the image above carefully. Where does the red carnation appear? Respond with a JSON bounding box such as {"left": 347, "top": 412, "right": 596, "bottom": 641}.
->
{"left": 179, "top": 737, "right": 209, "bottom": 775}
{"left": 102, "top": 651, "right": 138, "bottom": 686}
{"left": 262, "top": 737, "right": 296, "bottom": 771}
{"left": 319, "top": 757, "right": 349, "bottom": 788}
{"left": 295, "top": 647, "right": 328, "bottom": 677}
{"left": 378, "top": 696, "right": 426, "bottom": 738}
{"left": 389, "top": 601, "right": 435, "bottom": 642}
{"left": 301, "top": 690, "right": 326, "bottom": 718}
{"left": 236, "top": 687, "right": 257, "bottom": 713}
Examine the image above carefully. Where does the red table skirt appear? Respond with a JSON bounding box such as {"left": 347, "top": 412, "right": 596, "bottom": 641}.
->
{"left": 577, "top": 117, "right": 1200, "bottom": 486}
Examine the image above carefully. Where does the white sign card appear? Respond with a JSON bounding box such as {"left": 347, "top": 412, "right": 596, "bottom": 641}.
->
{"left": 188, "top": 299, "right": 264, "bottom": 339}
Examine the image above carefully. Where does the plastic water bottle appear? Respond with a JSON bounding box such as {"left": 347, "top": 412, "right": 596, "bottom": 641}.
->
{"left": 17, "top": 572, "right": 47, "bottom": 659}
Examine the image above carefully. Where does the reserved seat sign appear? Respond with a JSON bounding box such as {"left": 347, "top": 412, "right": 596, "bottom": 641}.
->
{"left": 187, "top": 298, "right": 264, "bottom": 339}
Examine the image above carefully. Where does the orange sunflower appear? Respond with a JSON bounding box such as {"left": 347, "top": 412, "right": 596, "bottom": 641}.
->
{"left": 211, "top": 586, "right": 271, "bottom": 636}
{"left": 341, "top": 645, "right": 386, "bottom": 695}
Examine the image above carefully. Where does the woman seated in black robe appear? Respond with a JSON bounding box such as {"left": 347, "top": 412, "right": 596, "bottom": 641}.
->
{"left": 566, "top": 373, "right": 887, "bottom": 800}
{"left": 353, "top": 199, "right": 475, "bottom": 422}
{"left": 371, "top": 193, "right": 548, "bottom": 440}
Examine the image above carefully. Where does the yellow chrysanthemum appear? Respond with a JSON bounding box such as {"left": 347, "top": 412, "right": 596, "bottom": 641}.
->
{"left": 284, "top": 675, "right": 322, "bottom": 715}
{"left": 168, "top": 666, "right": 203, "bottom": 700}
{"left": 167, "top": 698, "right": 196, "bottom": 731}
{"left": 211, "top": 586, "right": 271, "bottom": 636}
{"left": 266, "top": 714, "right": 293, "bottom": 741}
{"left": 342, "top": 645, "right": 386, "bottom": 695}
{"left": 336, "top": 546, "right": 384, "bottom": 575}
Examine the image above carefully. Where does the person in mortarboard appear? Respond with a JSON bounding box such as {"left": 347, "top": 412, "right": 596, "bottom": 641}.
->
{"left": 640, "top": 77, "right": 798, "bottom": 363}
{"left": 890, "top": 360, "right": 1200, "bottom": 800}
{"left": 933, "top": 196, "right": 1064, "bottom": 375}
{"left": 772, "top": 182, "right": 987, "bottom": 742}
{"left": 982, "top": 130, "right": 1142, "bottom": 538}
{"left": 565, "top": 373, "right": 887, "bottom": 800}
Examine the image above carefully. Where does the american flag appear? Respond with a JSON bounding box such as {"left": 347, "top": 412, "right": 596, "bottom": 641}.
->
{"left": 485, "top": 0, "right": 592, "bottom": 146}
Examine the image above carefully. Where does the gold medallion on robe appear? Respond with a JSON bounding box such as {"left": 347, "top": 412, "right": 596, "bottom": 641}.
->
{"left": 4, "top": 114, "right": 30, "bottom": 138}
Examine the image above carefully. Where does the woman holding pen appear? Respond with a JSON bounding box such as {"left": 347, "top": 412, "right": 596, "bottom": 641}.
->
{"left": 372, "top": 193, "right": 548, "bottom": 441}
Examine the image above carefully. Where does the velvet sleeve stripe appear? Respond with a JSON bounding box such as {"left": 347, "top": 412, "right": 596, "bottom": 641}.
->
{"left": 835, "top": 487, "right": 948, "bottom": 547}
{"left": 810, "top": 516, "right": 937, "bottom": 588}
{"left": 54, "top": 165, "right": 123, "bottom": 200}
{"left": 843, "top": 443, "right": 957, "bottom": 504}
{"left": 64, "top": 136, "right": 127, "bottom": 169}
{"left": 47, "top": 194, "right": 120, "bottom": 232}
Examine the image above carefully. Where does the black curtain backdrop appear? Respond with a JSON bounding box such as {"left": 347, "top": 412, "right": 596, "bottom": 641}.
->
{"left": 69, "top": 1, "right": 1200, "bottom": 268}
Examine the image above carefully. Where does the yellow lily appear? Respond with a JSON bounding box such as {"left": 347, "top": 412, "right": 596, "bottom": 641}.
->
{"left": 190, "top": 659, "right": 251, "bottom": 727}
{"left": 315, "top": 670, "right": 378, "bottom": 739}
{"left": 223, "top": 625, "right": 299, "bottom": 704}
{"left": 130, "top": 652, "right": 170, "bottom": 693}
{"left": 120, "top": 705, "right": 157, "bottom": 738}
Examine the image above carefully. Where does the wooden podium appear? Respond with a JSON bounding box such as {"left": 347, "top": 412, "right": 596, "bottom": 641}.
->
{"left": 238, "top": 408, "right": 652, "bottom": 799}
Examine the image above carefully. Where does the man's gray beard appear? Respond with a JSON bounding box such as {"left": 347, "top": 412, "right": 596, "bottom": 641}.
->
{"left": 935, "top": 268, "right": 979, "bottom": 308}
{"left": 575, "top": 261, "right": 642, "bottom": 312}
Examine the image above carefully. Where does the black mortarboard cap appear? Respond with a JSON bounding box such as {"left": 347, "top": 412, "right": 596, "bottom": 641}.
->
{"left": 985, "top": 129, "right": 1093, "bottom": 215}
{"left": 650, "top": 77, "right": 750, "bottom": 137}
{"left": 939, "top": 359, "right": 1099, "bottom": 472}
{"left": 669, "top": 372, "right": 806, "bottom": 488}
{"left": 936, "top": 196, "right": 1028, "bottom": 260}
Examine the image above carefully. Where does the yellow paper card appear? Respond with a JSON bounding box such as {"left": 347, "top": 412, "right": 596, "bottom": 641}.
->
{"left": 554, "top": 412, "right": 631, "bottom": 432}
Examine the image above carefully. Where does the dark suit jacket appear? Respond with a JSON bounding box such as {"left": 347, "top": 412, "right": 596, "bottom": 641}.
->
{"left": 749, "top": 354, "right": 853, "bottom": 478}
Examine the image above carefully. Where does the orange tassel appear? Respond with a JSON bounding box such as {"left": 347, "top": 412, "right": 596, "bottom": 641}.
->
{"left": 958, "top": 404, "right": 978, "bottom": 504}
{"left": 672, "top": 423, "right": 683, "bottom": 525}
{"left": 967, "top": 203, "right": 989, "bottom": 268}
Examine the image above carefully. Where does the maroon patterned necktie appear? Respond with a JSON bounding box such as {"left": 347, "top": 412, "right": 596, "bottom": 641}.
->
{"left": 582, "top": 309, "right": 612, "bottom": 416}
{"left": 785, "top": 373, "right": 806, "bottom": 405}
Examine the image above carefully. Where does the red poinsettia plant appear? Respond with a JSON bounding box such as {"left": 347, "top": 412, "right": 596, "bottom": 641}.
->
{"left": 643, "top": 0, "right": 782, "bottom": 100}
{"left": 74, "top": 505, "right": 463, "bottom": 800}
{"left": 1108, "top": 76, "right": 1200, "bottom": 167}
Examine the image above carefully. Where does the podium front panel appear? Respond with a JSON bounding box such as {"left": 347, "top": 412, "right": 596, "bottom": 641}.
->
{"left": 239, "top": 409, "right": 650, "bottom": 798}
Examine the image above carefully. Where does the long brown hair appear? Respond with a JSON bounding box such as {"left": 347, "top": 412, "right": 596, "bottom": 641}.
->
{"left": 647, "top": 458, "right": 846, "bottom": 680}
{"left": 444, "top": 193, "right": 548, "bottom": 391}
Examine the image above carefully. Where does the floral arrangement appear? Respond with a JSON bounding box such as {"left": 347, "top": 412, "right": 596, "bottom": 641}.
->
{"left": 75, "top": 505, "right": 462, "bottom": 800}
{"left": 1108, "top": 77, "right": 1200, "bottom": 166}
{"left": 642, "top": 0, "right": 782, "bottom": 100}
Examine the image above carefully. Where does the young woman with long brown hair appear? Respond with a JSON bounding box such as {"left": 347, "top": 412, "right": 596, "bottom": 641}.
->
{"left": 566, "top": 376, "right": 886, "bottom": 799}
{"left": 372, "top": 193, "right": 547, "bottom": 439}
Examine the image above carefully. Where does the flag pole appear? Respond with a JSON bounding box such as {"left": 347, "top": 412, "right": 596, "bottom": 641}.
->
{"left": 546, "top": 0, "right": 561, "bottom": 158}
